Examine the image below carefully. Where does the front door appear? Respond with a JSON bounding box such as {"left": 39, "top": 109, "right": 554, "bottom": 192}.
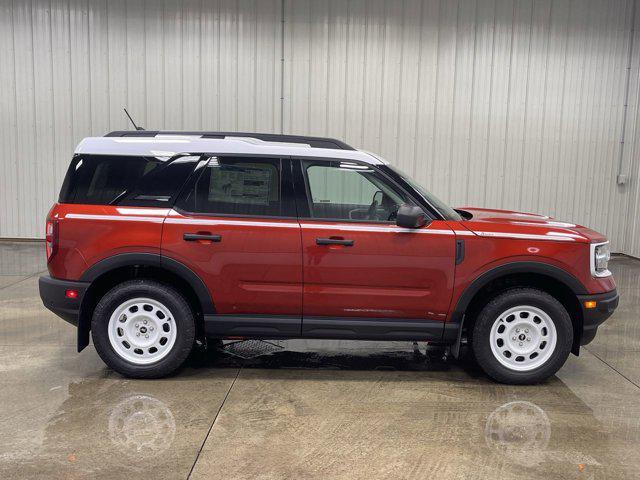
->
{"left": 162, "top": 156, "right": 302, "bottom": 337}
{"left": 294, "top": 158, "right": 456, "bottom": 340}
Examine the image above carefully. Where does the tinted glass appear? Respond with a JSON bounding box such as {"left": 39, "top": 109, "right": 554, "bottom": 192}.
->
{"left": 302, "top": 160, "right": 415, "bottom": 221}
{"left": 179, "top": 157, "right": 283, "bottom": 216}
{"left": 381, "top": 164, "right": 462, "bottom": 221}
{"left": 59, "top": 154, "right": 199, "bottom": 206}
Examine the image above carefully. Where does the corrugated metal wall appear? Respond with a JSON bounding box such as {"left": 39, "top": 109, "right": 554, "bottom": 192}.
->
{"left": 1, "top": 0, "right": 639, "bottom": 256}
{"left": 283, "top": 0, "right": 640, "bottom": 256}
{"left": 0, "top": 0, "right": 283, "bottom": 238}
{"left": 623, "top": 0, "right": 640, "bottom": 257}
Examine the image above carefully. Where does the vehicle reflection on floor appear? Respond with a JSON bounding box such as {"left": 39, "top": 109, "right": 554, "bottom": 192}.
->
{"left": 1, "top": 242, "right": 639, "bottom": 479}
{"left": 107, "top": 393, "right": 176, "bottom": 458}
{"left": 24, "top": 340, "right": 616, "bottom": 479}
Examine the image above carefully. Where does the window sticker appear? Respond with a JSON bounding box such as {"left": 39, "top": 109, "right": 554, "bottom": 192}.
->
{"left": 208, "top": 164, "right": 273, "bottom": 205}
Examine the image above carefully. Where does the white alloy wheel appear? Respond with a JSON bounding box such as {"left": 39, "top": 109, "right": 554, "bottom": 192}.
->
{"left": 489, "top": 305, "right": 557, "bottom": 372}
{"left": 107, "top": 297, "right": 177, "bottom": 365}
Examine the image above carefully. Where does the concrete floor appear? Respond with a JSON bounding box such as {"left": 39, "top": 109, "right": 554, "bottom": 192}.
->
{"left": 0, "top": 242, "right": 639, "bottom": 479}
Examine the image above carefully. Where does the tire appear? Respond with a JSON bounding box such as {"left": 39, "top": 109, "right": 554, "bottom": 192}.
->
{"left": 471, "top": 288, "right": 573, "bottom": 384}
{"left": 91, "top": 279, "right": 196, "bottom": 378}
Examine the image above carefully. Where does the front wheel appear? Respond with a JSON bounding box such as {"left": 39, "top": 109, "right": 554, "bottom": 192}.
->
{"left": 91, "top": 280, "right": 195, "bottom": 378}
{"left": 471, "top": 288, "right": 573, "bottom": 384}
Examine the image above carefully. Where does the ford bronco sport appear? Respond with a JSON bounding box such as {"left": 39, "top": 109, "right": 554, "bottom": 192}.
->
{"left": 39, "top": 131, "right": 619, "bottom": 384}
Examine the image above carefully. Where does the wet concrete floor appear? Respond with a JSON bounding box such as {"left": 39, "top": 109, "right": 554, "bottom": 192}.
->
{"left": 0, "top": 241, "right": 639, "bottom": 479}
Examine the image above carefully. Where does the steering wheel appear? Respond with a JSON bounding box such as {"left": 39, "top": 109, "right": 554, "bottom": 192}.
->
{"left": 366, "top": 199, "right": 379, "bottom": 220}
{"left": 366, "top": 190, "right": 384, "bottom": 220}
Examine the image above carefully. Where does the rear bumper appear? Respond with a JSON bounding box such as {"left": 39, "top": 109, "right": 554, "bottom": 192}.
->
{"left": 577, "top": 288, "right": 619, "bottom": 346}
{"left": 39, "top": 275, "right": 89, "bottom": 327}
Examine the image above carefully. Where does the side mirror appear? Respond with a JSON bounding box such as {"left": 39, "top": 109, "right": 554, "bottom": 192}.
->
{"left": 396, "top": 204, "right": 428, "bottom": 229}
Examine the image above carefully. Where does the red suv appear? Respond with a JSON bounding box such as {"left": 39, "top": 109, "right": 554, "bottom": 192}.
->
{"left": 39, "top": 131, "right": 618, "bottom": 383}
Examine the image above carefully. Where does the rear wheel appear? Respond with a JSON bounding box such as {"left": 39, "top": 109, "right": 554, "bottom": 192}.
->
{"left": 92, "top": 280, "right": 195, "bottom": 378}
{"left": 471, "top": 288, "right": 573, "bottom": 384}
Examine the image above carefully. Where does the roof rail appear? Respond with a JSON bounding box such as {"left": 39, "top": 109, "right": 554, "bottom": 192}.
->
{"left": 104, "top": 130, "right": 355, "bottom": 150}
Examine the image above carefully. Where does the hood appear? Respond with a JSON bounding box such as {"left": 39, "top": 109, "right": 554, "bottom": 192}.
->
{"left": 455, "top": 207, "right": 607, "bottom": 243}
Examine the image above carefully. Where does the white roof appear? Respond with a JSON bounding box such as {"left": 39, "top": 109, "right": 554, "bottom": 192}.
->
{"left": 74, "top": 136, "right": 384, "bottom": 165}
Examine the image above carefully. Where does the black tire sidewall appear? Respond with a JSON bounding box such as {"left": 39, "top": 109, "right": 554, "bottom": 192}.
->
{"left": 471, "top": 288, "right": 573, "bottom": 384}
{"left": 91, "top": 280, "right": 195, "bottom": 378}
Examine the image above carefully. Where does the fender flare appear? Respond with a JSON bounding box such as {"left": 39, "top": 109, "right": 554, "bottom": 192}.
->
{"left": 448, "top": 261, "right": 587, "bottom": 358}
{"left": 77, "top": 253, "right": 214, "bottom": 351}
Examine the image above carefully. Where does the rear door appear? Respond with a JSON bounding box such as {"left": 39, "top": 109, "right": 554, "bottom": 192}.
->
{"left": 293, "top": 158, "right": 456, "bottom": 340}
{"left": 161, "top": 156, "right": 303, "bottom": 337}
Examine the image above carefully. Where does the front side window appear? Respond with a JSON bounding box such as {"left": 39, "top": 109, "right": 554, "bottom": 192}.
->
{"left": 301, "top": 160, "right": 416, "bottom": 222}
{"left": 179, "top": 157, "right": 284, "bottom": 217}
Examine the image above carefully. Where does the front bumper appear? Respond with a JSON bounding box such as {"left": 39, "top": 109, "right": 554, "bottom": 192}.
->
{"left": 577, "top": 288, "right": 619, "bottom": 345}
{"left": 39, "top": 275, "right": 89, "bottom": 327}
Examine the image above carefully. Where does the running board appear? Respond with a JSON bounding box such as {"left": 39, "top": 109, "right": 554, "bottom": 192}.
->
{"left": 204, "top": 314, "right": 457, "bottom": 343}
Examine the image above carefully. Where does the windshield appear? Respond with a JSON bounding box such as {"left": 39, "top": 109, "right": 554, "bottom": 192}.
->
{"left": 384, "top": 164, "right": 462, "bottom": 221}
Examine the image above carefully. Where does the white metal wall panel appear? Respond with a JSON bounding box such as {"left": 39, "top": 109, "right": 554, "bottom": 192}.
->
{"left": 1, "top": 0, "right": 640, "bottom": 255}
{"left": 0, "top": 0, "right": 282, "bottom": 238}
{"left": 283, "top": 0, "right": 640, "bottom": 254}
{"left": 622, "top": 0, "right": 640, "bottom": 258}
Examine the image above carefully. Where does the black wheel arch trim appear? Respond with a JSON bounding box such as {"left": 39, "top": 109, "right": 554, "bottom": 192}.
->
{"left": 449, "top": 261, "right": 588, "bottom": 358}
{"left": 77, "top": 253, "right": 214, "bottom": 352}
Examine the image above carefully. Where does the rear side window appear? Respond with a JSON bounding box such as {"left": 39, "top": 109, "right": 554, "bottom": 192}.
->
{"left": 59, "top": 154, "right": 199, "bottom": 206}
{"left": 177, "top": 157, "right": 286, "bottom": 217}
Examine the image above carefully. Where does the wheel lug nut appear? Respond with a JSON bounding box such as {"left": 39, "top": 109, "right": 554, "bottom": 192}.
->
{"left": 150, "top": 327, "right": 154, "bottom": 331}
{"left": 525, "top": 329, "right": 529, "bottom": 333}
{"left": 519, "top": 342, "right": 523, "bottom": 346}
{"left": 527, "top": 337, "right": 531, "bottom": 341}
{"left": 136, "top": 333, "right": 140, "bottom": 336}
{"left": 512, "top": 336, "right": 517, "bottom": 341}
{"left": 143, "top": 319, "right": 148, "bottom": 324}
{"left": 135, "top": 323, "right": 139, "bottom": 328}
{"left": 145, "top": 334, "right": 149, "bottom": 338}
{"left": 516, "top": 329, "right": 520, "bottom": 333}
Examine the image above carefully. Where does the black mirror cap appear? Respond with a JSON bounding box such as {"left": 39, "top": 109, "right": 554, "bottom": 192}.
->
{"left": 396, "top": 204, "right": 429, "bottom": 229}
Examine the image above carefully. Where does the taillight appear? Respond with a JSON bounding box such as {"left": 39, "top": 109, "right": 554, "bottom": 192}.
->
{"left": 45, "top": 218, "right": 58, "bottom": 261}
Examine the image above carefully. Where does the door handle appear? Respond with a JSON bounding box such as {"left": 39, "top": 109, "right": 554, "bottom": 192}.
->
{"left": 183, "top": 233, "right": 222, "bottom": 242}
{"left": 316, "top": 238, "right": 354, "bottom": 246}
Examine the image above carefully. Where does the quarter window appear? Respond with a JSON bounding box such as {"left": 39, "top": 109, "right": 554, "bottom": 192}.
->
{"left": 58, "top": 154, "right": 199, "bottom": 206}
{"left": 181, "top": 157, "right": 283, "bottom": 216}
{"left": 302, "top": 160, "right": 415, "bottom": 222}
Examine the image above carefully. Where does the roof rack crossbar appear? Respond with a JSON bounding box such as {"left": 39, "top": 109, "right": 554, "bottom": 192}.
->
{"left": 104, "top": 131, "right": 355, "bottom": 150}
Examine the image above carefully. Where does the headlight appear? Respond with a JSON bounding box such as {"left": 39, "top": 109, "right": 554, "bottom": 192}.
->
{"left": 590, "top": 242, "right": 611, "bottom": 277}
